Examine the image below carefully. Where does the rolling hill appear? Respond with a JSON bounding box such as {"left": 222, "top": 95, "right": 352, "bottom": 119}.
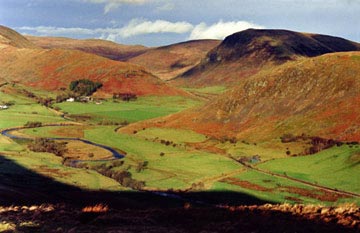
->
{"left": 28, "top": 36, "right": 220, "bottom": 81}
{"left": 128, "top": 40, "right": 220, "bottom": 80}
{"left": 125, "top": 52, "right": 360, "bottom": 142}
{"left": 174, "top": 29, "right": 360, "bottom": 87}
{"left": 0, "top": 25, "right": 186, "bottom": 97}
{"left": 26, "top": 35, "right": 149, "bottom": 61}
{"left": 0, "top": 25, "right": 37, "bottom": 49}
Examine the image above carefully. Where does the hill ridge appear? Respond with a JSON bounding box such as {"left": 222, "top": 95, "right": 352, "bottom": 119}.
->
{"left": 175, "top": 29, "right": 360, "bottom": 86}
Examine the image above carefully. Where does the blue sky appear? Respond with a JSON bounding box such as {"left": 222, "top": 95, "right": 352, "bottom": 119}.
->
{"left": 0, "top": 0, "right": 359, "bottom": 46}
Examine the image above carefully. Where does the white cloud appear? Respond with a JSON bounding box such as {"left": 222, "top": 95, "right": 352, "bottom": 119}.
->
{"left": 17, "top": 19, "right": 264, "bottom": 43}
{"left": 17, "top": 19, "right": 193, "bottom": 41}
{"left": 118, "top": 19, "right": 193, "bottom": 38}
{"left": 189, "top": 20, "right": 264, "bottom": 40}
{"left": 81, "top": 0, "right": 171, "bottom": 13}
{"left": 17, "top": 26, "right": 97, "bottom": 35}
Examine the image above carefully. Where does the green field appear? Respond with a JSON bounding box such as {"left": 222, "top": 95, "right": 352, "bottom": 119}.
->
{"left": 1, "top": 85, "right": 359, "bottom": 206}
{"left": 84, "top": 127, "right": 241, "bottom": 189}
{"left": 0, "top": 88, "right": 64, "bottom": 129}
{"left": 55, "top": 96, "right": 202, "bottom": 123}
{"left": 258, "top": 145, "right": 360, "bottom": 193}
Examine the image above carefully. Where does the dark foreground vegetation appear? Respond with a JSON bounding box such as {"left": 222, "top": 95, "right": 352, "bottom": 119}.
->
{"left": 0, "top": 155, "right": 358, "bottom": 232}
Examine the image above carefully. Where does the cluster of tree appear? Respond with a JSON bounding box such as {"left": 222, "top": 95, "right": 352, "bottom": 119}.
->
{"left": 2, "top": 101, "right": 15, "bottom": 106}
{"left": 36, "top": 97, "right": 54, "bottom": 107}
{"left": 18, "top": 89, "right": 54, "bottom": 107}
{"left": 28, "top": 138, "right": 67, "bottom": 157}
{"left": 113, "top": 93, "right": 137, "bottom": 101}
{"left": 24, "top": 121, "right": 42, "bottom": 127}
{"left": 190, "top": 182, "right": 205, "bottom": 190}
{"left": 69, "top": 79, "right": 102, "bottom": 96}
{"left": 20, "top": 89, "right": 36, "bottom": 98}
{"left": 94, "top": 163, "right": 145, "bottom": 189}
{"left": 69, "top": 161, "right": 145, "bottom": 190}
{"left": 280, "top": 133, "right": 358, "bottom": 155}
{"left": 219, "top": 136, "right": 237, "bottom": 144}
{"left": 159, "top": 139, "right": 178, "bottom": 147}
{"left": 97, "top": 120, "right": 129, "bottom": 126}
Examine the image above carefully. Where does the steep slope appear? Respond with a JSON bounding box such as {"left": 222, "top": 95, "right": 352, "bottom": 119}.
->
{"left": 26, "top": 36, "right": 148, "bottom": 61}
{"left": 0, "top": 25, "right": 37, "bottom": 49}
{"left": 174, "top": 29, "right": 360, "bottom": 87}
{"left": 126, "top": 52, "right": 360, "bottom": 142}
{"left": 0, "top": 27, "right": 186, "bottom": 97}
{"left": 128, "top": 40, "right": 220, "bottom": 80}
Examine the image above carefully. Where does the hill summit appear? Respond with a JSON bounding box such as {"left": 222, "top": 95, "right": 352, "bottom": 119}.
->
{"left": 176, "top": 29, "right": 360, "bottom": 86}
{"left": 0, "top": 25, "right": 37, "bottom": 49}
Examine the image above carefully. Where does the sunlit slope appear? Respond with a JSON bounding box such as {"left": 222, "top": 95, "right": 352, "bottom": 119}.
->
{"left": 27, "top": 35, "right": 148, "bottom": 61}
{"left": 128, "top": 40, "right": 220, "bottom": 80}
{"left": 129, "top": 52, "right": 360, "bottom": 142}
{"left": 0, "top": 25, "right": 37, "bottom": 49}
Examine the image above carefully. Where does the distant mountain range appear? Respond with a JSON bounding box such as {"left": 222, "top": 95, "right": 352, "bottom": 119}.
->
{"left": 0, "top": 25, "right": 186, "bottom": 97}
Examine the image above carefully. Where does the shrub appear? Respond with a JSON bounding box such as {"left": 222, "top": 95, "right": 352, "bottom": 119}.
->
{"left": 28, "top": 138, "right": 67, "bottom": 156}
{"left": 113, "top": 92, "right": 137, "bottom": 101}
{"left": 69, "top": 79, "right": 102, "bottom": 96}
{"left": 24, "top": 121, "right": 42, "bottom": 128}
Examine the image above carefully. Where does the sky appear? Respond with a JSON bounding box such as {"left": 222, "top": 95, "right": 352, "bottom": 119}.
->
{"left": 0, "top": 0, "right": 359, "bottom": 47}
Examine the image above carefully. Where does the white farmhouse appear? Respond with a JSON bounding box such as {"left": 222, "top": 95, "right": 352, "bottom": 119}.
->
{"left": 0, "top": 105, "right": 8, "bottom": 109}
{"left": 66, "top": 97, "right": 75, "bottom": 102}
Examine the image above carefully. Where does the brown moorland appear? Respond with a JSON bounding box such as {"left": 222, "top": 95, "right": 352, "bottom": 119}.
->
{"left": 0, "top": 25, "right": 38, "bottom": 49}
{"left": 122, "top": 52, "right": 360, "bottom": 142}
{"left": 0, "top": 25, "right": 187, "bottom": 97}
{"left": 27, "top": 35, "right": 149, "bottom": 61}
{"left": 173, "top": 29, "right": 360, "bottom": 87}
{"left": 128, "top": 40, "right": 220, "bottom": 80}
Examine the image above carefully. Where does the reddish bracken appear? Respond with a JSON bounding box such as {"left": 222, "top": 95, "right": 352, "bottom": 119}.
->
{"left": 82, "top": 204, "right": 109, "bottom": 213}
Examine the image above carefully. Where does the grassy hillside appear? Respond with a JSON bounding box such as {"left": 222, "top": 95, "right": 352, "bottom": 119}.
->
{"left": 55, "top": 96, "right": 201, "bottom": 124}
{"left": 258, "top": 145, "right": 360, "bottom": 193}
{"left": 174, "top": 29, "right": 360, "bottom": 87}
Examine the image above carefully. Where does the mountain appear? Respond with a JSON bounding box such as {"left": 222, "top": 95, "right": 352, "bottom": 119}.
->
{"left": 128, "top": 40, "right": 220, "bottom": 80}
{"left": 174, "top": 29, "right": 360, "bottom": 87}
{"left": 26, "top": 36, "right": 149, "bottom": 61}
{"left": 0, "top": 26, "right": 186, "bottom": 97}
{"left": 0, "top": 25, "right": 37, "bottom": 49}
{"left": 126, "top": 52, "right": 360, "bottom": 142}
{"left": 28, "top": 36, "right": 220, "bottom": 81}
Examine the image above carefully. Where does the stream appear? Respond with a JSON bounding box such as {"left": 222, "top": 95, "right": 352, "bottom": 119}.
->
{"left": 1, "top": 126, "right": 125, "bottom": 161}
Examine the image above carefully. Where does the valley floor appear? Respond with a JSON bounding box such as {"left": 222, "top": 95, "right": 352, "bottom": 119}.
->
{"left": 0, "top": 83, "right": 359, "bottom": 232}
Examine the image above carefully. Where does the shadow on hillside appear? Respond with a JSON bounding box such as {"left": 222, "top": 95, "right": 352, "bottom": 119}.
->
{"left": 0, "top": 155, "right": 265, "bottom": 208}
{"left": 0, "top": 155, "right": 356, "bottom": 233}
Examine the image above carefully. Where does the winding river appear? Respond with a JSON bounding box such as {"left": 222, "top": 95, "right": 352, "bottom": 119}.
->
{"left": 1, "top": 125, "right": 125, "bottom": 161}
